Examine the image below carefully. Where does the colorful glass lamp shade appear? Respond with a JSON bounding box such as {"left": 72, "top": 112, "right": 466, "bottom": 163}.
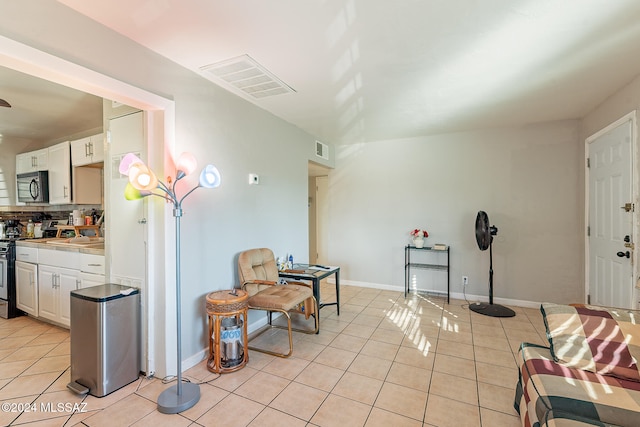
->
{"left": 199, "top": 164, "right": 221, "bottom": 188}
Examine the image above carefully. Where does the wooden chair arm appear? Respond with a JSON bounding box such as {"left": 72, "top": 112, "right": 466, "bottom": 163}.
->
{"left": 245, "top": 280, "right": 277, "bottom": 286}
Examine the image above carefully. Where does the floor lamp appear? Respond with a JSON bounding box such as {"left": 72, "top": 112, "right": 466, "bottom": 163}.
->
{"left": 119, "top": 152, "right": 221, "bottom": 414}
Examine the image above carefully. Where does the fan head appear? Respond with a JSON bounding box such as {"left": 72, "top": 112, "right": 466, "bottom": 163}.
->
{"left": 475, "top": 211, "right": 498, "bottom": 251}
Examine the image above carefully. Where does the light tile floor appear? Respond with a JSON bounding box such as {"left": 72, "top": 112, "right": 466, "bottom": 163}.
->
{"left": 0, "top": 284, "right": 548, "bottom": 426}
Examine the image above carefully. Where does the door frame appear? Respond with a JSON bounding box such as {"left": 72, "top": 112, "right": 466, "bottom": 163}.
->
{"left": 584, "top": 110, "right": 638, "bottom": 308}
{"left": 0, "top": 35, "right": 176, "bottom": 377}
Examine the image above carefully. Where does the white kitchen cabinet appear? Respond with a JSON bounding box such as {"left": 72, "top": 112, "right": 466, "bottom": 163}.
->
{"left": 80, "top": 253, "right": 105, "bottom": 275}
{"left": 78, "top": 253, "right": 105, "bottom": 288}
{"left": 15, "top": 246, "right": 38, "bottom": 264}
{"left": 78, "top": 272, "right": 105, "bottom": 289}
{"left": 71, "top": 133, "right": 104, "bottom": 166}
{"left": 16, "top": 148, "right": 48, "bottom": 174}
{"left": 29, "top": 247, "right": 105, "bottom": 327}
{"left": 15, "top": 261, "right": 38, "bottom": 317}
{"left": 38, "top": 264, "right": 79, "bottom": 327}
{"left": 47, "top": 141, "right": 71, "bottom": 204}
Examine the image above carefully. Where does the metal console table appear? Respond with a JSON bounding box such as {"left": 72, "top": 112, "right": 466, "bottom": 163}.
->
{"left": 404, "top": 245, "right": 450, "bottom": 303}
{"left": 278, "top": 264, "right": 340, "bottom": 328}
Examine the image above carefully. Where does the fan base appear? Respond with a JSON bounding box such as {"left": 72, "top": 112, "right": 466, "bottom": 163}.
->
{"left": 469, "top": 302, "right": 515, "bottom": 318}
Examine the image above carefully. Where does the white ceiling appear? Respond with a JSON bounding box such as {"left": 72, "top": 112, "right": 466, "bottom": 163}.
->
{"left": 7, "top": 1, "right": 640, "bottom": 146}
{"left": 0, "top": 66, "right": 103, "bottom": 144}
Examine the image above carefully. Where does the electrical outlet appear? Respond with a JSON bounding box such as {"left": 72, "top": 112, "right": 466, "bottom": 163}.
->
{"left": 462, "top": 276, "right": 469, "bottom": 287}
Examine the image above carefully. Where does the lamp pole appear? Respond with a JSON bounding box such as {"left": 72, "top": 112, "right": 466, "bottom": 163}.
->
{"left": 157, "top": 201, "right": 200, "bottom": 413}
{"left": 120, "top": 152, "right": 220, "bottom": 414}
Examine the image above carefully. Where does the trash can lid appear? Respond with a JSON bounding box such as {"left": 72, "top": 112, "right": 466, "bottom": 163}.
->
{"left": 71, "top": 283, "right": 140, "bottom": 302}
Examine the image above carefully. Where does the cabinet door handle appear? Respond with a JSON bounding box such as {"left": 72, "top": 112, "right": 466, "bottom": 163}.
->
{"left": 88, "top": 142, "right": 93, "bottom": 157}
{"left": 64, "top": 186, "right": 68, "bottom": 198}
{"left": 87, "top": 263, "right": 102, "bottom": 267}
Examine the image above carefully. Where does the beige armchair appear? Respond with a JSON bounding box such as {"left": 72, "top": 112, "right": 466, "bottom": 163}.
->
{"left": 238, "top": 248, "right": 318, "bottom": 357}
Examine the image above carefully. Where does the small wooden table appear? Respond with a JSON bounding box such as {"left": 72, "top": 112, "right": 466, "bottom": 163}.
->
{"left": 278, "top": 264, "right": 340, "bottom": 328}
{"left": 56, "top": 225, "right": 101, "bottom": 238}
{"left": 205, "top": 289, "right": 249, "bottom": 374}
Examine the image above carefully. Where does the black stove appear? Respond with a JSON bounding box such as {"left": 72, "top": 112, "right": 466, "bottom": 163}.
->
{"left": 0, "top": 238, "right": 22, "bottom": 319}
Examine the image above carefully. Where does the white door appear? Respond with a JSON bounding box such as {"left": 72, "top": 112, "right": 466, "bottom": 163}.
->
{"left": 108, "top": 112, "right": 147, "bottom": 284}
{"left": 588, "top": 116, "right": 634, "bottom": 308}
{"left": 108, "top": 111, "right": 148, "bottom": 372}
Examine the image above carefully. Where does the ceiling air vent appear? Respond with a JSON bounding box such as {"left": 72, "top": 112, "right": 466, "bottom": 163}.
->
{"left": 200, "top": 54, "right": 295, "bottom": 99}
{"left": 315, "top": 140, "right": 329, "bottom": 160}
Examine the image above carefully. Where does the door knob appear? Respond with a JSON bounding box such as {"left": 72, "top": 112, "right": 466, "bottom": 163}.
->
{"left": 624, "top": 235, "right": 631, "bottom": 242}
{"left": 617, "top": 251, "right": 630, "bottom": 258}
{"left": 138, "top": 218, "right": 147, "bottom": 224}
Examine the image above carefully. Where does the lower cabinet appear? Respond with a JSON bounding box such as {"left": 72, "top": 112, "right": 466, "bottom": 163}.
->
{"left": 15, "top": 244, "right": 106, "bottom": 328}
{"left": 15, "top": 261, "right": 38, "bottom": 317}
{"left": 38, "top": 265, "right": 80, "bottom": 327}
{"left": 78, "top": 272, "right": 106, "bottom": 289}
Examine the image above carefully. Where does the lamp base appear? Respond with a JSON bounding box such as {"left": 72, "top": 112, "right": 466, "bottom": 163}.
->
{"left": 469, "top": 302, "right": 516, "bottom": 318}
{"left": 157, "top": 382, "right": 200, "bottom": 414}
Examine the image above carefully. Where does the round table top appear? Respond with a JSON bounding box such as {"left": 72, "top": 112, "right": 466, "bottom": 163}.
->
{"left": 206, "top": 289, "right": 248, "bottom": 306}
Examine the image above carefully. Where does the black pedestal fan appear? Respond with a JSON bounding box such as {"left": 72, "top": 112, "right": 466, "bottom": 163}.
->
{"left": 470, "top": 211, "right": 515, "bottom": 318}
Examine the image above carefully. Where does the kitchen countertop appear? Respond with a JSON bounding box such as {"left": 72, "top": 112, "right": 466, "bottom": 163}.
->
{"left": 16, "top": 238, "right": 105, "bottom": 255}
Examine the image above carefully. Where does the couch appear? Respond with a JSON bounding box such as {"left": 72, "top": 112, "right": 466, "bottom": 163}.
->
{"left": 514, "top": 303, "right": 640, "bottom": 427}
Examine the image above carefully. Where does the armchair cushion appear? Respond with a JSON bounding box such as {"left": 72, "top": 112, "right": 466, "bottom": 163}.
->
{"left": 248, "top": 284, "right": 313, "bottom": 311}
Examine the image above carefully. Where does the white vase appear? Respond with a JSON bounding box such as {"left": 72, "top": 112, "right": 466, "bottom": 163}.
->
{"left": 413, "top": 237, "right": 424, "bottom": 248}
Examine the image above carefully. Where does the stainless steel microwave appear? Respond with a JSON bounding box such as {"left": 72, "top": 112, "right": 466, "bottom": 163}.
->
{"left": 17, "top": 171, "right": 49, "bottom": 203}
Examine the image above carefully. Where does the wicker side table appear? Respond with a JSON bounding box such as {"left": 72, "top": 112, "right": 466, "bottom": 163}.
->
{"left": 206, "top": 289, "right": 249, "bottom": 374}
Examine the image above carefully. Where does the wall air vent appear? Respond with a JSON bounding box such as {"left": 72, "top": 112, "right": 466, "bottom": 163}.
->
{"left": 315, "top": 140, "right": 329, "bottom": 160}
{"left": 200, "top": 54, "right": 295, "bottom": 99}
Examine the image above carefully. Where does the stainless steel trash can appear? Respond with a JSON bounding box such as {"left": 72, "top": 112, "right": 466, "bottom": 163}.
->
{"left": 67, "top": 284, "right": 140, "bottom": 397}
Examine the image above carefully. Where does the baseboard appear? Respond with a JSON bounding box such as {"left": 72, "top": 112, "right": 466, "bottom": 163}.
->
{"left": 337, "top": 279, "right": 542, "bottom": 309}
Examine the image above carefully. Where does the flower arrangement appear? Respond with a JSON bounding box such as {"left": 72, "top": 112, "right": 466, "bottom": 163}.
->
{"left": 410, "top": 228, "right": 429, "bottom": 238}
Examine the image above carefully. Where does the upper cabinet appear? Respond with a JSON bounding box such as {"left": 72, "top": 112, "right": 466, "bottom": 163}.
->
{"left": 47, "top": 141, "right": 71, "bottom": 204}
{"left": 15, "top": 132, "right": 104, "bottom": 205}
{"left": 16, "top": 148, "right": 48, "bottom": 174}
{"left": 71, "top": 133, "right": 104, "bottom": 166}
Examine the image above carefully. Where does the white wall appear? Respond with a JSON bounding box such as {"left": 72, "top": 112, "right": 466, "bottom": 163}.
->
{"left": 0, "top": 138, "right": 32, "bottom": 206}
{"left": 0, "top": 1, "right": 332, "bottom": 373}
{"left": 326, "top": 121, "right": 584, "bottom": 304}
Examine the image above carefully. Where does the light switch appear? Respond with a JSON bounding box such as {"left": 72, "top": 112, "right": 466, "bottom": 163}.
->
{"left": 249, "top": 173, "right": 259, "bottom": 185}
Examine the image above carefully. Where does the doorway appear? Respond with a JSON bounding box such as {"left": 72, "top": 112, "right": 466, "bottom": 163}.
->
{"left": 308, "top": 162, "right": 331, "bottom": 264}
{"left": 0, "top": 36, "right": 175, "bottom": 377}
{"left": 586, "top": 111, "right": 636, "bottom": 309}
